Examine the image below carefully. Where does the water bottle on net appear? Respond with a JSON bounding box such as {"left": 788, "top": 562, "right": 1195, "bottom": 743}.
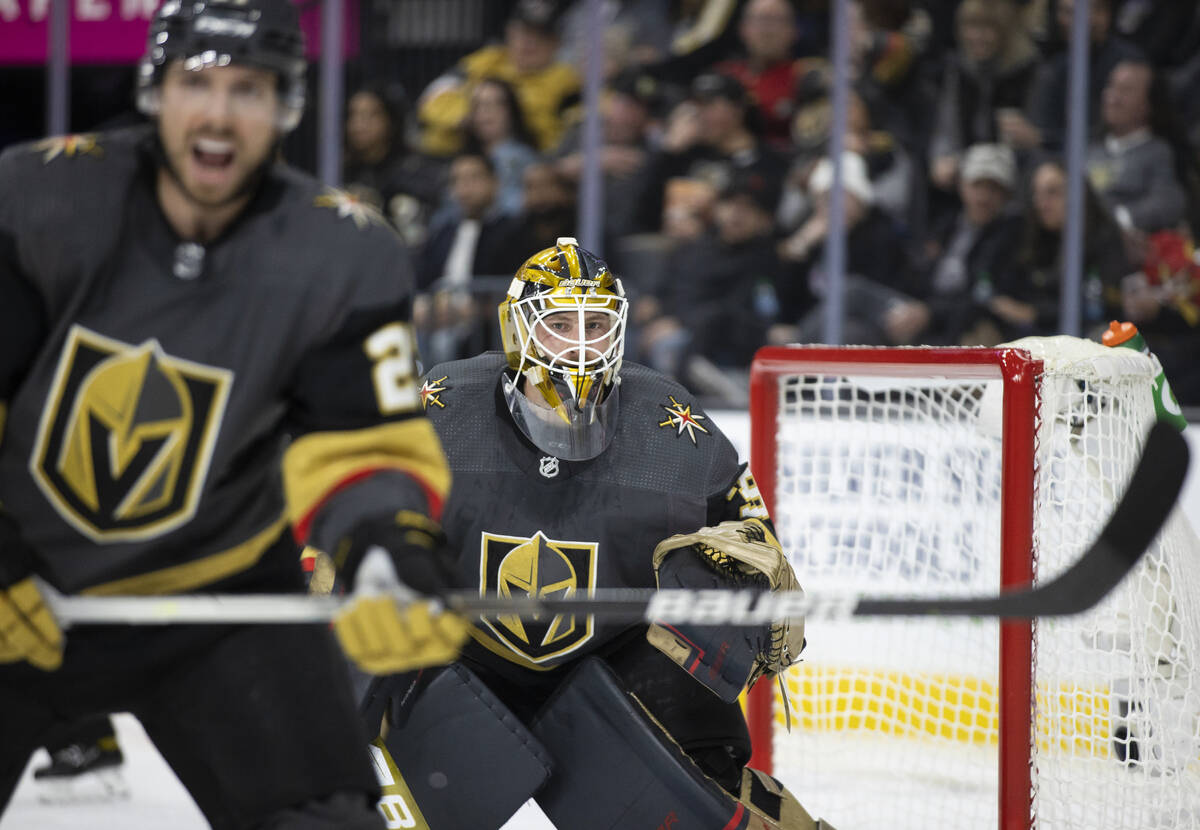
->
{"left": 1101, "top": 320, "right": 1188, "bottom": 431}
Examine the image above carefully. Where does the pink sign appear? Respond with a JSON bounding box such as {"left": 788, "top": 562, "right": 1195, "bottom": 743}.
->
{"left": 0, "top": 0, "right": 358, "bottom": 65}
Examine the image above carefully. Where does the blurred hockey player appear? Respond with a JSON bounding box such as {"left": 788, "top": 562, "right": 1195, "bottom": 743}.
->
{"left": 362, "top": 239, "right": 833, "bottom": 829}
{"left": 0, "top": 1, "right": 466, "bottom": 827}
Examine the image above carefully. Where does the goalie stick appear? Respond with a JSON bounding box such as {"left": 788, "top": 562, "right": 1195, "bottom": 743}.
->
{"left": 39, "top": 422, "right": 1189, "bottom": 627}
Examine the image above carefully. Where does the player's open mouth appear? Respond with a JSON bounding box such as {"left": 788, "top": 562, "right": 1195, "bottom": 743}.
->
{"left": 192, "top": 137, "right": 235, "bottom": 170}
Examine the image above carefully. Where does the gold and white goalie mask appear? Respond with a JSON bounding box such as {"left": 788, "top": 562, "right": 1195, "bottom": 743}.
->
{"left": 499, "top": 237, "right": 628, "bottom": 461}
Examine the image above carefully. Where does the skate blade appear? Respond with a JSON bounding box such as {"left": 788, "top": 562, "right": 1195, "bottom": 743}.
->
{"left": 36, "top": 768, "right": 131, "bottom": 805}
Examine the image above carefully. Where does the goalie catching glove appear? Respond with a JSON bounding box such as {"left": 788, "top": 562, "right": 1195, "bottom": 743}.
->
{"left": 331, "top": 510, "right": 469, "bottom": 675}
{"left": 0, "top": 509, "right": 63, "bottom": 671}
{"left": 648, "top": 518, "right": 805, "bottom": 702}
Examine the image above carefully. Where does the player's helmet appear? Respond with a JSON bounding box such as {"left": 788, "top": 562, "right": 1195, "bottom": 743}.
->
{"left": 136, "top": 0, "right": 307, "bottom": 131}
{"left": 499, "top": 237, "right": 628, "bottom": 460}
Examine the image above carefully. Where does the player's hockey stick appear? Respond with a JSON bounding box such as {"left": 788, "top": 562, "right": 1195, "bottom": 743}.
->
{"left": 39, "top": 422, "right": 1189, "bottom": 626}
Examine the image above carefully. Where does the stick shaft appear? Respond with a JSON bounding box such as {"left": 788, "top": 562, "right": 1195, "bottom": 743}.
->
{"left": 40, "top": 423, "right": 1189, "bottom": 628}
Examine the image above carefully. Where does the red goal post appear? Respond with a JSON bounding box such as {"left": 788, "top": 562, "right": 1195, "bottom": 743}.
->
{"left": 748, "top": 345, "right": 1038, "bottom": 830}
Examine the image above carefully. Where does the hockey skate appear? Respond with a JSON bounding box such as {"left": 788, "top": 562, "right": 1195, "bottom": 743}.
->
{"left": 32, "top": 739, "right": 130, "bottom": 804}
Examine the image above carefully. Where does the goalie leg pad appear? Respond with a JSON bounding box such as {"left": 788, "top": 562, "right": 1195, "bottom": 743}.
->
{"left": 378, "top": 663, "right": 553, "bottom": 829}
{"left": 740, "top": 766, "right": 839, "bottom": 830}
{"left": 530, "top": 656, "right": 760, "bottom": 829}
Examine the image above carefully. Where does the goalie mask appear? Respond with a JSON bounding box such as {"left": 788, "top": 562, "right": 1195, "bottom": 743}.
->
{"left": 499, "top": 238, "right": 628, "bottom": 461}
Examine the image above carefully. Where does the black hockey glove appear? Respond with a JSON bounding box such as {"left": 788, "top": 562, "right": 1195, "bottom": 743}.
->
{"left": 330, "top": 511, "right": 468, "bottom": 675}
{"left": 0, "top": 510, "right": 63, "bottom": 671}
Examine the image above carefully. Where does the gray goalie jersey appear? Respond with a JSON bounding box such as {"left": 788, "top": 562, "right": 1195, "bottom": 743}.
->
{"left": 420, "top": 352, "right": 770, "bottom": 675}
{"left": 0, "top": 128, "right": 449, "bottom": 595}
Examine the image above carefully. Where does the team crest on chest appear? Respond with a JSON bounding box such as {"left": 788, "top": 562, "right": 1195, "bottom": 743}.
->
{"left": 31, "top": 325, "right": 233, "bottom": 542}
{"left": 420, "top": 376, "right": 448, "bottom": 409}
{"left": 658, "top": 394, "right": 709, "bottom": 445}
{"left": 479, "top": 530, "right": 597, "bottom": 664}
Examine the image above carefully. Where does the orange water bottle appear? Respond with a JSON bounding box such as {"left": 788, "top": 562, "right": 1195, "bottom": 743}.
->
{"left": 1102, "top": 321, "right": 1188, "bottom": 431}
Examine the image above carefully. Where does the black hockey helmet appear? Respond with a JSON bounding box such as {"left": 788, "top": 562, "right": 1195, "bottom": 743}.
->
{"left": 137, "top": 0, "right": 307, "bottom": 131}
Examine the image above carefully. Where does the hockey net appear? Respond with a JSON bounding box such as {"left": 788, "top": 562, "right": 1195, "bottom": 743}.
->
{"left": 746, "top": 337, "right": 1200, "bottom": 830}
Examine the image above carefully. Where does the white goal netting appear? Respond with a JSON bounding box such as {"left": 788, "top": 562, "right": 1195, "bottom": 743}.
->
{"left": 753, "top": 338, "right": 1200, "bottom": 830}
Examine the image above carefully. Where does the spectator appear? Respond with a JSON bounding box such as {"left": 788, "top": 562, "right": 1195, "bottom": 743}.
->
{"left": 772, "top": 151, "right": 927, "bottom": 346}
{"left": 650, "top": 0, "right": 746, "bottom": 85}
{"left": 780, "top": 87, "right": 915, "bottom": 234}
{"left": 995, "top": 155, "right": 1133, "bottom": 339}
{"left": 646, "top": 70, "right": 788, "bottom": 230}
{"left": 1120, "top": 229, "right": 1200, "bottom": 404}
{"left": 463, "top": 77, "right": 540, "bottom": 216}
{"left": 637, "top": 171, "right": 784, "bottom": 402}
{"left": 554, "top": 67, "right": 663, "bottom": 240}
{"left": 417, "top": 0, "right": 581, "bottom": 156}
{"left": 623, "top": 176, "right": 719, "bottom": 347}
{"left": 342, "top": 83, "right": 445, "bottom": 247}
{"left": 849, "top": 0, "right": 935, "bottom": 155}
{"left": 558, "top": 0, "right": 675, "bottom": 69}
{"left": 928, "top": 0, "right": 1038, "bottom": 193}
{"left": 416, "top": 153, "right": 527, "bottom": 364}
{"left": 1087, "top": 59, "right": 1188, "bottom": 237}
{"left": 1002, "top": 0, "right": 1143, "bottom": 152}
{"left": 713, "top": 0, "right": 808, "bottom": 148}
{"left": 919, "top": 143, "right": 1023, "bottom": 345}
{"left": 515, "top": 160, "right": 577, "bottom": 251}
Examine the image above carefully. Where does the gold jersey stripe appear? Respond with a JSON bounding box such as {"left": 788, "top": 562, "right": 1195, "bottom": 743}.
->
{"left": 282, "top": 419, "right": 451, "bottom": 534}
{"left": 81, "top": 514, "right": 288, "bottom": 596}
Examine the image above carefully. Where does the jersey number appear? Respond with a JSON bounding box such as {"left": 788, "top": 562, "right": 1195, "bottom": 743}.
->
{"left": 365, "top": 323, "right": 419, "bottom": 414}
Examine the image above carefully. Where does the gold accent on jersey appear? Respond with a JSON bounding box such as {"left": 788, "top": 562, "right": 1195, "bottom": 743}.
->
{"left": 282, "top": 418, "right": 451, "bottom": 531}
{"left": 368, "top": 739, "right": 431, "bottom": 830}
{"left": 658, "top": 395, "right": 709, "bottom": 444}
{"left": 34, "top": 133, "right": 102, "bottom": 163}
{"left": 313, "top": 187, "right": 388, "bottom": 229}
{"left": 478, "top": 531, "right": 597, "bottom": 665}
{"left": 80, "top": 514, "right": 286, "bottom": 596}
{"left": 420, "top": 376, "right": 449, "bottom": 409}
{"left": 31, "top": 325, "right": 232, "bottom": 542}
{"left": 727, "top": 467, "right": 769, "bottom": 519}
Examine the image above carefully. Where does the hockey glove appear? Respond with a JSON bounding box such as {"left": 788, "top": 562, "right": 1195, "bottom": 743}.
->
{"left": 0, "top": 510, "right": 63, "bottom": 671}
{"left": 332, "top": 511, "right": 468, "bottom": 675}
{"left": 648, "top": 519, "right": 805, "bottom": 702}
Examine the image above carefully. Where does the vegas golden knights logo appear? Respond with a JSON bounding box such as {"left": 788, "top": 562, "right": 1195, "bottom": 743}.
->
{"left": 31, "top": 325, "right": 232, "bottom": 542}
{"left": 480, "top": 531, "right": 597, "bottom": 664}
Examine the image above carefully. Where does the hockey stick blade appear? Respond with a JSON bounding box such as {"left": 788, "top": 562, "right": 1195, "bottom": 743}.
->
{"left": 39, "top": 422, "right": 1189, "bottom": 626}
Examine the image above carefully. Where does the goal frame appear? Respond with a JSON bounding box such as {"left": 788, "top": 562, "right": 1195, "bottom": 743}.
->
{"left": 747, "top": 345, "right": 1041, "bottom": 830}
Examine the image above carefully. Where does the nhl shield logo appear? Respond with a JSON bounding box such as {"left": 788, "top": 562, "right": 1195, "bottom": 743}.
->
{"left": 31, "top": 325, "right": 233, "bottom": 542}
{"left": 479, "top": 530, "right": 597, "bottom": 664}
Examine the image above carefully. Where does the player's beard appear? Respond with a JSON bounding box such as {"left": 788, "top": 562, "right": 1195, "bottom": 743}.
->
{"left": 157, "top": 132, "right": 274, "bottom": 212}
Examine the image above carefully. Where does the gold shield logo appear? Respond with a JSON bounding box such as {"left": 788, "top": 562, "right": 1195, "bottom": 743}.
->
{"left": 31, "top": 325, "right": 233, "bottom": 542}
{"left": 479, "top": 531, "right": 597, "bottom": 664}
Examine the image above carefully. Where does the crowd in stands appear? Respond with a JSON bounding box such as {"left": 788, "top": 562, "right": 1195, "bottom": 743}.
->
{"left": 337, "top": 0, "right": 1200, "bottom": 406}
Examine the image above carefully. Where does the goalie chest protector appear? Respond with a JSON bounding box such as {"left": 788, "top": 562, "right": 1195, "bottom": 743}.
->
{"left": 421, "top": 352, "right": 743, "bottom": 674}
